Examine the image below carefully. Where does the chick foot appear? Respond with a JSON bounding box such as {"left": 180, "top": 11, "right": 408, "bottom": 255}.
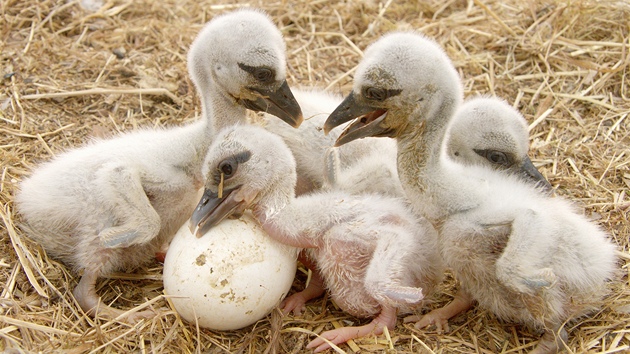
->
{"left": 281, "top": 267, "right": 325, "bottom": 315}
{"left": 306, "top": 305, "right": 397, "bottom": 353}
{"left": 405, "top": 289, "right": 473, "bottom": 332}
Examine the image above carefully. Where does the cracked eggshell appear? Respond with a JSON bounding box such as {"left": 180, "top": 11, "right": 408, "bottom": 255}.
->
{"left": 163, "top": 212, "right": 297, "bottom": 330}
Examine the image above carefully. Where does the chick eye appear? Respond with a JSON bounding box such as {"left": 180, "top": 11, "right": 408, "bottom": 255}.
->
{"left": 218, "top": 161, "right": 235, "bottom": 177}
{"left": 487, "top": 151, "right": 508, "bottom": 165}
{"left": 364, "top": 87, "right": 387, "bottom": 101}
{"left": 253, "top": 67, "right": 274, "bottom": 83}
{"left": 475, "top": 149, "right": 510, "bottom": 167}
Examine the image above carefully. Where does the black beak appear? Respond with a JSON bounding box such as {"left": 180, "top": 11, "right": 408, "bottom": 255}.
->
{"left": 520, "top": 158, "right": 553, "bottom": 192}
{"left": 189, "top": 187, "right": 245, "bottom": 238}
{"left": 240, "top": 80, "right": 303, "bottom": 128}
{"left": 324, "top": 92, "right": 394, "bottom": 146}
{"left": 324, "top": 92, "right": 375, "bottom": 134}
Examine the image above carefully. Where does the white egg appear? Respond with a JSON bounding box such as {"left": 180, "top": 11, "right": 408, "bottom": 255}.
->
{"left": 163, "top": 212, "right": 297, "bottom": 330}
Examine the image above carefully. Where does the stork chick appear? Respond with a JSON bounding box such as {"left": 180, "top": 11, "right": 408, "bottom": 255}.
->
{"left": 321, "top": 93, "right": 552, "bottom": 199}
{"left": 445, "top": 96, "right": 551, "bottom": 191}
{"left": 190, "top": 125, "right": 443, "bottom": 353}
{"left": 324, "top": 32, "right": 617, "bottom": 353}
{"left": 15, "top": 9, "right": 302, "bottom": 321}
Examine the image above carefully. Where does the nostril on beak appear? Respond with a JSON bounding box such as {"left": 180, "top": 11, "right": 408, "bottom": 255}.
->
{"left": 198, "top": 196, "right": 210, "bottom": 209}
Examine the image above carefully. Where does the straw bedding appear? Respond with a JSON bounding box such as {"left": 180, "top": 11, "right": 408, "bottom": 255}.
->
{"left": 1, "top": 0, "right": 628, "bottom": 352}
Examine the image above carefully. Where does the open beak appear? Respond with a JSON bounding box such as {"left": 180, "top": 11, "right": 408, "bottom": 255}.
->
{"left": 189, "top": 187, "right": 246, "bottom": 238}
{"left": 520, "top": 158, "right": 553, "bottom": 192}
{"left": 323, "top": 92, "right": 394, "bottom": 146}
{"left": 240, "top": 80, "right": 303, "bottom": 128}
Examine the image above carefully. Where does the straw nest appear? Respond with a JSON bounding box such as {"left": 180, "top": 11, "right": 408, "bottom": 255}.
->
{"left": 1, "top": 0, "right": 628, "bottom": 352}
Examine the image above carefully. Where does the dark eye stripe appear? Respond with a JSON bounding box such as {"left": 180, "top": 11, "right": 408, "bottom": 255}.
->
{"left": 385, "top": 88, "right": 402, "bottom": 98}
{"left": 362, "top": 87, "right": 402, "bottom": 101}
{"left": 238, "top": 63, "right": 275, "bottom": 83}
{"left": 233, "top": 150, "right": 252, "bottom": 163}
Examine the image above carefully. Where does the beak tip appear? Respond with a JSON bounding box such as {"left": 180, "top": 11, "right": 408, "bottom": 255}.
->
{"left": 322, "top": 123, "right": 332, "bottom": 136}
{"left": 188, "top": 223, "right": 200, "bottom": 237}
{"left": 293, "top": 113, "right": 304, "bottom": 128}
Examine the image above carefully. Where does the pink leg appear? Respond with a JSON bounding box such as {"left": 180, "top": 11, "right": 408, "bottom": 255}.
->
{"left": 306, "top": 305, "right": 398, "bottom": 353}
{"left": 404, "top": 289, "right": 474, "bottom": 333}
{"left": 282, "top": 251, "right": 326, "bottom": 315}
{"left": 282, "top": 270, "right": 325, "bottom": 315}
{"left": 73, "top": 270, "right": 155, "bottom": 322}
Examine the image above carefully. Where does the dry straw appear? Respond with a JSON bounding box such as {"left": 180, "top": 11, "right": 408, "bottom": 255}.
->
{"left": 1, "top": 0, "right": 629, "bottom": 352}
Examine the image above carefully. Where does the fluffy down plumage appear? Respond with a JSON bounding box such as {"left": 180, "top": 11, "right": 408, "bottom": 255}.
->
{"left": 15, "top": 9, "right": 302, "bottom": 321}
{"left": 324, "top": 32, "right": 618, "bottom": 354}
{"left": 192, "top": 124, "right": 443, "bottom": 352}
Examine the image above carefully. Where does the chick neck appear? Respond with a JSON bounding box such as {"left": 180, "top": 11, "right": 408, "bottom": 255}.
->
{"left": 395, "top": 91, "right": 456, "bottom": 186}
{"left": 195, "top": 78, "right": 248, "bottom": 137}
{"left": 395, "top": 90, "right": 483, "bottom": 222}
{"left": 250, "top": 166, "right": 317, "bottom": 249}
{"left": 252, "top": 171, "right": 296, "bottom": 225}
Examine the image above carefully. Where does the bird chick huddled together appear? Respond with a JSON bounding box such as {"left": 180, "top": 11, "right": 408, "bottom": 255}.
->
{"left": 323, "top": 32, "right": 618, "bottom": 353}
{"left": 16, "top": 9, "right": 303, "bottom": 321}
{"left": 16, "top": 7, "right": 618, "bottom": 354}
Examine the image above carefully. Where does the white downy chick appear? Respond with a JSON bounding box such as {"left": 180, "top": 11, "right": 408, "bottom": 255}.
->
{"left": 15, "top": 9, "right": 302, "bottom": 321}
{"left": 190, "top": 124, "right": 443, "bottom": 353}
{"left": 324, "top": 32, "right": 617, "bottom": 354}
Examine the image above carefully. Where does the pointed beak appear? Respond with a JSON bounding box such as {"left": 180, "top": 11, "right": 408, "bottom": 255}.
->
{"left": 324, "top": 92, "right": 374, "bottom": 134}
{"left": 189, "top": 187, "right": 246, "bottom": 238}
{"left": 520, "top": 158, "right": 553, "bottom": 192}
{"left": 240, "top": 80, "right": 303, "bottom": 128}
{"left": 324, "top": 92, "right": 394, "bottom": 146}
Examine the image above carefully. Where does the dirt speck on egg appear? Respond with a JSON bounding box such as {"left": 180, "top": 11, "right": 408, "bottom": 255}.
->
{"left": 195, "top": 254, "right": 206, "bottom": 266}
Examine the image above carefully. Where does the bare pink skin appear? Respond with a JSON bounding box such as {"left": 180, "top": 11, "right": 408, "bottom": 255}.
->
{"left": 280, "top": 250, "right": 402, "bottom": 353}
{"left": 257, "top": 214, "right": 425, "bottom": 352}
{"left": 404, "top": 289, "right": 474, "bottom": 332}
{"left": 207, "top": 129, "right": 440, "bottom": 353}
{"left": 308, "top": 305, "right": 398, "bottom": 353}
{"left": 281, "top": 251, "right": 325, "bottom": 315}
